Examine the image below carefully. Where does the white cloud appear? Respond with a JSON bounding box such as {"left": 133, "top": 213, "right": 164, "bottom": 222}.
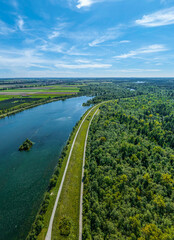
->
{"left": 116, "top": 69, "right": 161, "bottom": 73}
{"left": 0, "top": 48, "right": 45, "bottom": 69}
{"left": 0, "top": 20, "right": 15, "bottom": 35}
{"left": 66, "top": 46, "right": 91, "bottom": 56}
{"left": 75, "top": 59, "right": 90, "bottom": 63}
{"left": 114, "top": 44, "right": 167, "bottom": 59}
{"left": 39, "top": 42, "right": 91, "bottom": 56}
{"left": 0, "top": 47, "right": 101, "bottom": 73}
{"left": 89, "top": 26, "right": 121, "bottom": 47}
{"left": 48, "top": 31, "right": 60, "bottom": 39}
{"left": 119, "top": 40, "right": 130, "bottom": 43}
{"left": 89, "top": 35, "right": 111, "bottom": 47}
{"left": 55, "top": 63, "right": 111, "bottom": 69}
{"left": 77, "top": 0, "right": 93, "bottom": 8}
{"left": 76, "top": 0, "right": 111, "bottom": 9}
{"left": 39, "top": 43, "right": 65, "bottom": 53}
{"left": 135, "top": 7, "right": 174, "bottom": 27}
{"left": 17, "top": 16, "right": 24, "bottom": 31}
{"left": 47, "top": 20, "right": 70, "bottom": 40}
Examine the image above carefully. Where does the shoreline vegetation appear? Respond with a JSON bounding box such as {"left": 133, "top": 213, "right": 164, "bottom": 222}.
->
{"left": 0, "top": 94, "right": 77, "bottom": 120}
{"left": 0, "top": 80, "right": 81, "bottom": 120}
{"left": 26, "top": 104, "right": 101, "bottom": 240}
{"left": 19, "top": 139, "right": 33, "bottom": 151}
{"left": 26, "top": 125, "right": 77, "bottom": 240}
{"left": 26, "top": 106, "right": 92, "bottom": 240}
{"left": 51, "top": 104, "right": 101, "bottom": 240}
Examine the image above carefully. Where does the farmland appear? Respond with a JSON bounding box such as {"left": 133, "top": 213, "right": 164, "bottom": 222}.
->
{"left": 0, "top": 80, "right": 80, "bottom": 118}
{"left": 0, "top": 85, "right": 79, "bottom": 94}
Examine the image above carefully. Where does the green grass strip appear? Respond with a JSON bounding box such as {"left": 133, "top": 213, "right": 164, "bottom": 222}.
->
{"left": 51, "top": 105, "right": 100, "bottom": 240}
{"left": 30, "top": 105, "right": 98, "bottom": 240}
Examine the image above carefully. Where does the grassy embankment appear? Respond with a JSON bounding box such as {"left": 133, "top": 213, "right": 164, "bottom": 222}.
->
{"left": 51, "top": 104, "right": 100, "bottom": 240}
{"left": 27, "top": 104, "right": 101, "bottom": 240}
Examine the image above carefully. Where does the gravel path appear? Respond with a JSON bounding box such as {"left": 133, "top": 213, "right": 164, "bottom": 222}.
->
{"left": 45, "top": 104, "right": 99, "bottom": 240}
{"left": 79, "top": 108, "right": 99, "bottom": 240}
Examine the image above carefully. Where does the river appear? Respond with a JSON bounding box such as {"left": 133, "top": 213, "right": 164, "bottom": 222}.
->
{"left": 0, "top": 96, "right": 91, "bottom": 240}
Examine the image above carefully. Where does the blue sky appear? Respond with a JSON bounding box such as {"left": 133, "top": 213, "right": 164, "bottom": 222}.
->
{"left": 0, "top": 0, "right": 174, "bottom": 77}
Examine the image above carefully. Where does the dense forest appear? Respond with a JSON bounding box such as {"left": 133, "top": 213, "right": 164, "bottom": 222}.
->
{"left": 80, "top": 79, "right": 174, "bottom": 106}
{"left": 83, "top": 92, "right": 174, "bottom": 240}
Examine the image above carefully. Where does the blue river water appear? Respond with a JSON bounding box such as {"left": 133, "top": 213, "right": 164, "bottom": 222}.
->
{"left": 0, "top": 96, "right": 91, "bottom": 240}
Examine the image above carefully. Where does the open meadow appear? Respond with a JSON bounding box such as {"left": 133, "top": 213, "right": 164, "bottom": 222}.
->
{"left": 0, "top": 80, "right": 80, "bottom": 116}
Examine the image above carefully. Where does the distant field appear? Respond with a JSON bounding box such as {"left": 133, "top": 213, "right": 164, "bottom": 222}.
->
{"left": 0, "top": 85, "right": 79, "bottom": 92}
{"left": 0, "top": 81, "right": 83, "bottom": 118}
{"left": 0, "top": 85, "right": 79, "bottom": 99}
{"left": 0, "top": 84, "right": 80, "bottom": 115}
{"left": 1, "top": 89, "right": 79, "bottom": 93}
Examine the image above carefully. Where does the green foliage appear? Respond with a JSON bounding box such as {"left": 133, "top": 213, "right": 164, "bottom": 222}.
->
{"left": 26, "top": 117, "right": 81, "bottom": 240}
{"left": 0, "top": 97, "right": 42, "bottom": 111}
{"left": 48, "top": 175, "right": 57, "bottom": 190}
{"left": 59, "top": 217, "right": 71, "bottom": 236}
{"left": 83, "top": 95, "right": 174, "bottom": 239}
{"left": 19, "top": 138, "right": 33, "bottom": 151}
{"left": 26, "top": 215, "right": 44, "bottom": 240}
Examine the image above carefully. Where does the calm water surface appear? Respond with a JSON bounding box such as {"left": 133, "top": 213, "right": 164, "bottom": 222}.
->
{"left": 0, "top": 96, "right": 91, "bottom": 240}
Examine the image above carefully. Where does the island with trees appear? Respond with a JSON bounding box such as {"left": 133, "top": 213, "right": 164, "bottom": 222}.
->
{"left": 19, "top": 138, "right": 33, "bottom": 151}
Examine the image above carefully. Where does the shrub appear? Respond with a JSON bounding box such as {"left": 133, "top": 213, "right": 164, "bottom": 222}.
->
{"left": 59, "top": 217, "right": 71, "bottom": 236}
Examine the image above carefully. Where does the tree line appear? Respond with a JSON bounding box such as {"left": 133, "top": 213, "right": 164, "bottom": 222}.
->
{"left": 83, "top": 93, "right": 174, "bottom": 240}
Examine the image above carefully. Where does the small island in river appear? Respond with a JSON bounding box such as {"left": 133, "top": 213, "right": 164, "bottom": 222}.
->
{"left": 19, "top": 138, "right": 33, "bottom": 151}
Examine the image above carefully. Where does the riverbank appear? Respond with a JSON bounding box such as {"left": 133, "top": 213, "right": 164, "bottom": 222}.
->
{"left": 0, "top": 95, "right": 76, "bottom": 120}
{"left": 51, "top": 104, "right": 100, "bottom": 240}
{"left": 26, "top": 103, "right": 101, "bottom": 240}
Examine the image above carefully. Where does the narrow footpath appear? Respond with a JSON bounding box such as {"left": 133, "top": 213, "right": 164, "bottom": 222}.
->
{"left": 79, "top": 108, "right": 99, "bottom": 240}
{"left": 45, "top": 103, "right": 101, "bottom": 240}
